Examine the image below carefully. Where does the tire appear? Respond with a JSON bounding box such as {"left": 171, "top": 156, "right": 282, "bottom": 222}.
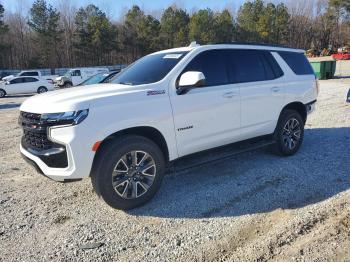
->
{"left": 63, "top": 82, "right": 72, "bottom": 88}
{"left": 272, "top": 109, "right": 304, "bottom": 156}
{"left": 0, "top": 89, "right": 6, "bottom": 98}
{"left": 91, "top": 135, "right": 166, "bottom": 210}
{"left": 37, "top": 86, "right": 48, "bottom": 94}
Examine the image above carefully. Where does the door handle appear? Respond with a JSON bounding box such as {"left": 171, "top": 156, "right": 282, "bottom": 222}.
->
{"left": 223, "top": 91, "right": 238, "bottom": 98}
{"left": 271, "top": 87, "right": 281, "bottom": 92}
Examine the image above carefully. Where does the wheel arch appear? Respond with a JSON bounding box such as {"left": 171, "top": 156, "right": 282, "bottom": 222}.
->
{"left": 280, "top": 101, "right": 307, "bottom": 124}
{"left": 63, "top": 81, "right": 73, "bottom": 87}
{"left": 92, "top": 126, "right": 170, "bottom": 170}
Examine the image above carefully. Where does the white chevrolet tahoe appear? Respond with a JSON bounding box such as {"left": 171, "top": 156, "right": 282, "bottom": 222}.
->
{"left": 19, "top": 43, "right": 317, "bottom": 210}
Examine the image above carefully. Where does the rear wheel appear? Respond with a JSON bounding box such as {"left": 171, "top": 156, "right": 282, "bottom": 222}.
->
{"left": 0, "top": 89, "right": 6, "bottom": 98}
{"left": 37, "top": 86, "right": 48, "bottom": 94}
{"left": 91, "top": 135, "right": 166, "bottom": 210}
{"left": 273, "top": 109, "right": 304, "bottom": 156}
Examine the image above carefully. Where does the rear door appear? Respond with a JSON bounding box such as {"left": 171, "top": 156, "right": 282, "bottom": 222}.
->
{"left": 22, "top": 77, "right": 40, "bottom": 93}
{"left": 227, "top": 49, "right": 285, "bottom": 136}
{"left": 170, "top": 49, "right": 241, "bottom": 157}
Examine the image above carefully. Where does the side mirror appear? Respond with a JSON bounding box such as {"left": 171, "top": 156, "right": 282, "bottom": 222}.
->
{"left": 5, "top": 81, "right": 10, "bottom": 85}
{"left": 177, "top": 71, "right": 205, "bottom": 95}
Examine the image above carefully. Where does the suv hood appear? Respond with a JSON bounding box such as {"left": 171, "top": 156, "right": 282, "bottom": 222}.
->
{"left": 20, "top": 83, "right": 145, "bottom": 113}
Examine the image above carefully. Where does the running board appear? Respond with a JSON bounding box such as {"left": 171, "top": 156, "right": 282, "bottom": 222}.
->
{"left": 167, "top": 136, "right": 276, "bottom": 174}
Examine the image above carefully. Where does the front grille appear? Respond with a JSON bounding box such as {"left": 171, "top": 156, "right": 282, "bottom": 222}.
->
{"left": 19, "top": 112, "right": 53, "bottom": 151}
{"left": 19, "top": 111, "right": 68, "bottom": 168}
{"left": 23, "top": 129, "right": 53, "bottom": 150}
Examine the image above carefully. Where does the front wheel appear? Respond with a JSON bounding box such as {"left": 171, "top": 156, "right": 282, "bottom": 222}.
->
{"left": 37, "top": 86, "right": 48, "bottom": 94}
{"left": 62, "top": 82, "right": 72, "bottom": 88}
{"left": 91, "top": 135, "right": 166, "bottom": 210}
{"left": 0, "top": 89, "right": 6, "bottom": 98}
{"left": 273, "top": 109, "right": 304, "bottom": 156}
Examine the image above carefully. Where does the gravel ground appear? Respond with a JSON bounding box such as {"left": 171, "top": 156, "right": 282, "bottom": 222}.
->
{"left": 1, "top": 68, "right": 350, "bottom": 261}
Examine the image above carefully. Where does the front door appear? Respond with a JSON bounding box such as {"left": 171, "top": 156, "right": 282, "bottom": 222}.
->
{"left": 71, "top": 70, "right": 82, "bottom": 85}
{"left": 170, "top": 49, "right": 241, "bottom": 157}
{"left": 8, "top": 78, "right": 26, "bottom": 94}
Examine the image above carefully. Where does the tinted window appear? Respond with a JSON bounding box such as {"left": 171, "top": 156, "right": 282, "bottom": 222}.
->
{"left": 9, "top": 78, "right": 24, "bottom": 84}
{"left": 21, "top": 72, "right": 39, "bottom": 76}
{"left": 227, "top": 50, "right": 266, "bottom": 83}
{"left": 112, "top": 52, "right": 188, "bottom": 85}
{"left": 278, "top": 51, "right": 314, "bottom": 75}
{"left": 183, "top": 50, "right": 229, "bottom": 86}
{"left": 263, "top": 52, "right": 284, "bottom": 79}
{"left": 23, "top": 77, "right": 38, "bottom": 83}
{"left": 81, "top": 73, "right": 106, "bottom": 85}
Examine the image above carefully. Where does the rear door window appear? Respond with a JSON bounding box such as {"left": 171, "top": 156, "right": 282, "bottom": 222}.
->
{"left": 23, "top": 77, "right": 38, "bottom": 83}
{"left": 278, "top": 51, "right": 314, "bottom": 75}
{"left": 183, "top": 49, "right": 229, "bottom": 87}
{"left": 227, "top": 50, "right": 266, "bottom": 83}
{"left": 261, "top": 51, "right": 284, "bottom": 79}
{"left": 226, "top": 49, "right": 284, "bottom": 83}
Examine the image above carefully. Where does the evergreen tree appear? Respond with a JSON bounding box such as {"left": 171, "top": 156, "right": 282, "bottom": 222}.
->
{"left": 28, "top": 0, "right": 62, "bottom": 68}
{"left": 189, "top": 9, "right": 216, "bottom": 44}
{"left": 160, "top": 6, "right": 189, "bottom": 48}
{"left": 214, "top": 9, "right": 234, "bottom": 43}
{"left": 74, "top": 4, "right": 116, "bottom": 65}
{"left": 0, "top": 4, "right": 9, "bottom": 68}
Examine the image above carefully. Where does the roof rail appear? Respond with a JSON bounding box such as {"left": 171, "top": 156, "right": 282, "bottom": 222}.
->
{"left": 214, "top": 41, "right": 297, "bottom": 49}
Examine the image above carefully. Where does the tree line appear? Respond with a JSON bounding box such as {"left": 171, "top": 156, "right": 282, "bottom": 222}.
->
{"left": 0, "top": 0, "right": 349, "bottom": 70}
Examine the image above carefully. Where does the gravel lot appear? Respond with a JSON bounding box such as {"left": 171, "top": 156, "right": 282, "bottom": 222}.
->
{"left": 1, "top": 66, "right": 350, "bottom": 261}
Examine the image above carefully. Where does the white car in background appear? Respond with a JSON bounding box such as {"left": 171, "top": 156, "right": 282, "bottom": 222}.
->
{"left": 0, "top": 76, "right": 54, "bottom": 97}
{"left": 1, "top": 70, "right": 58, "bottom": 82}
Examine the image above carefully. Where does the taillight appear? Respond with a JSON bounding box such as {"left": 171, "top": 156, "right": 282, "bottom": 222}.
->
{"left": 47, "top": 79, "right": 54, "bottom": 84}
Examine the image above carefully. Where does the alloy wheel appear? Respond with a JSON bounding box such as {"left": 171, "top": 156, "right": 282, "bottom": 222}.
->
{"left": 112, "top": 150, "right": 156, "bottom": 199}
{"left": 38, "top": 87, "right": 47, "bottom": 93}
{"left": 282, "top": 118, "right": 301, "bottom": 150}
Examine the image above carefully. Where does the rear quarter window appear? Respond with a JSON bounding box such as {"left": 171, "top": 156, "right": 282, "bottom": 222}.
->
{"left": 278, "top": 51, "right": 314, "bottom": 75}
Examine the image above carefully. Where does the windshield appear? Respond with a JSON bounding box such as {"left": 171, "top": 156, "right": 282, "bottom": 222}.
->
{"left": 80, "top": 73, "right": 107, "bottom": 85}
{"left": 111, "top": 51, "right": 188, "bottom": 85}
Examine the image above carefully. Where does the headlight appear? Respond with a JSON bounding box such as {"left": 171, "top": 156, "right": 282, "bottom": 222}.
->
{"left": 41, "top": 109, "right": 89, "bottom": 126}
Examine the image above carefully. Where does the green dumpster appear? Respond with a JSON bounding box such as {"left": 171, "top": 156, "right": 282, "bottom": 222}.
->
{"left": 310, "top": 61, "right": 336, "bottom": 80}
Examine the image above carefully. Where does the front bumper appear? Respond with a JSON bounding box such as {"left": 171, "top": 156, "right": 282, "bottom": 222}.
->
{"left": 20, "top": 124, "right": 95, "bottom": 182}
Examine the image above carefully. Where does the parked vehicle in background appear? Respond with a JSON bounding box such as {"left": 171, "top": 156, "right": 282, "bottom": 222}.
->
{"left": 1, "top": 70, "right": 58, "bottom": 82}
{"left": 0, "top": 76, "right": 54, "bottom": 97}
{"left": 19, "top": 43, "right": 317, "bottom": 210}
{"left": 54, "top": 68, "right": 109, "bottom": 88}
{"left": 78, "top": 71, "right": 120, "bottom": 86}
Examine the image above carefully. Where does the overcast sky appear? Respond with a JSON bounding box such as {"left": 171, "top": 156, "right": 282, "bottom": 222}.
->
{"left": 0, "top": 0, "right": 247, "bottom": 20}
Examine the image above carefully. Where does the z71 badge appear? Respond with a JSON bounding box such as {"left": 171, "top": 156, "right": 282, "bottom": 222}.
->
{"left": 147, "top": 90, "right": 166, "bottom": 96}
